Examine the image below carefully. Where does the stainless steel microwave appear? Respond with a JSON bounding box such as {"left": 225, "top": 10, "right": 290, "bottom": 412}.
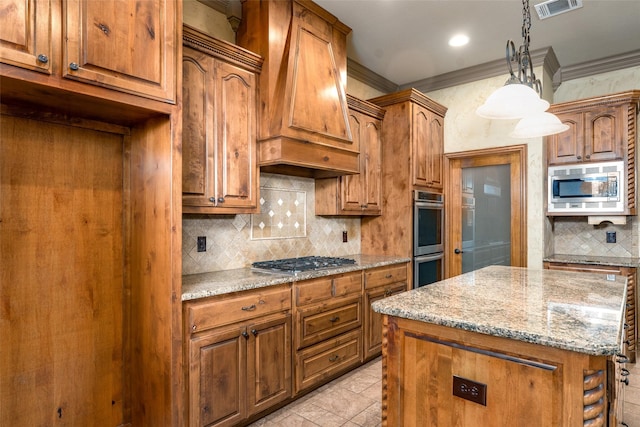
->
{"left": 547, "top": 161, "right": 624, "bottom": 213}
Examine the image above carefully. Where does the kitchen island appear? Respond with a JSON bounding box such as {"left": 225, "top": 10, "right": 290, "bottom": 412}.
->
{"left": 372, "top": 265, "right": 628, "bottom": 427}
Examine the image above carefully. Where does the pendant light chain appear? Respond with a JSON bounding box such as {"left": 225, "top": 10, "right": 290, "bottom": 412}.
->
{"left": 506, "top": 0, "right": 542, "bottom": 94}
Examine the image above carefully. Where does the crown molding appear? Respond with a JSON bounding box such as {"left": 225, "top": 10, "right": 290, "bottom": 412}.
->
{"left": 557, "top": 49, "right": 640, "bottom": 83}
{"left": 398, "top": 47, "right": 556, "bottom": 93}
{"left": 347, "top": 58, "right": 399, "bottom": 94}
{"left": 348, "top": 47, "right": 639, "bottom": 95}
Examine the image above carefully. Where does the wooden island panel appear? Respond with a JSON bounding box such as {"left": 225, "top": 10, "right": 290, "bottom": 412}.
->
{"left": 382, "top": 316, "right": 608, "bottom": 427}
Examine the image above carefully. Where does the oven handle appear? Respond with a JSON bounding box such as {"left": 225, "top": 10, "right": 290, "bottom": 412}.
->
{"left": 414, "top": 201, "right": 444, "bottom": 209}
{"left": 414, "top": 253, "right": 444, "bottom": 262}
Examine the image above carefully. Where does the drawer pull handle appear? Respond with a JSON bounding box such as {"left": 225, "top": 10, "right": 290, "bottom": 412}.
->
{"left": 242, "top": 304, "right": 256, "bottom": 311}
{"left": 329, "top": 316, "right": 340, "bottom": 323}
{"left": 241, "top": 330, "right": 249, "bottom": 339}
{"left": 251, "top": 329, "right": 258, "bottom": 336}
{"left": 329, "top": 355, "right": 339, "bottom": 362}
{"left": 617, "top": 354, "right": 629, "bottom": 364}
{"left": 621, "top": 368, "right": 630, "bottom": 376}
{"left": 385, "top": 274, "right": 393, "bottom": 279}
{"left": 621, "top": 377, "right": 629, "bottom": 386}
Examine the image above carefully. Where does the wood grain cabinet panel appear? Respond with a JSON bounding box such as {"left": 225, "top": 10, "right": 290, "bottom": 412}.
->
{"left": 293, "top": 272, "right": 363, "bottom": 394}
{"left": 181, "top": 26, "right": 262, "bottom": 214}
{"left": 0, "top": 0, "right": 53, "bottom": 73}
{"left": 63, "top": 0, "right": 176, "bottom": 102}
{"left": 185, "top": 285, "right": 292, "bottom": 427}
{"left": 546, "top": 91, "right": 639, "bottom": 166}
{"left": 237, "top": 0, "right": 359, "bottom": 177}
{"left": 315, "top": 95, "right": 384, "bottom": 215}
{"left": 363, "top": 264, "right": 409, "bottom": 360}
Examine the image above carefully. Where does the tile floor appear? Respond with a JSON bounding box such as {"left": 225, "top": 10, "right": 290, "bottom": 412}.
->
{"left": 250, "top": 355, "right": 640, "bottom": 427}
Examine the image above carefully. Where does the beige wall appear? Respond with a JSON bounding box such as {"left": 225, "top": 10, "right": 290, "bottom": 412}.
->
{"left": 183, "top": 0, "right": 235, "bottom": 43}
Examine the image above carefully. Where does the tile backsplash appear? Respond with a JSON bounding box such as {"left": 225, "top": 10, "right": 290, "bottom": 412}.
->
{"left": 182, "top": 173, "right": 361, "bottom": 275}
{"left": 550, "top": 216, "right": 638, "bottom": 258}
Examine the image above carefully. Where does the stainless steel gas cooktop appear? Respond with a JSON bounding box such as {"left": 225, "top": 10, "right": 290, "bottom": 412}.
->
{"left": 251, "top": 256, "right": 356, "bottom": 274}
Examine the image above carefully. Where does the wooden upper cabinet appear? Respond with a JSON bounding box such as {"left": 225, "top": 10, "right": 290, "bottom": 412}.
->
{"left": 63, "top": 0, "right": 176, "bottom": 102}
{"left": 315, "top": 95, "right": 384, "bottom": 216}
{"left": 547, "top": 92, "right": 639, "bottom": 166}
{"left": 182, "top": 27, "right": 262, "bottom": 214}
{"left": 412, "top": 104, "right": 444, "bottom": 189}
{"left": 0, "top": 0, "right": 53, "bottom": 74}
{"left": 369, "top": 88, "right": 447, "bottom": 192}
{"left": 237, "top": 0, "right": 358, "bottom": 178}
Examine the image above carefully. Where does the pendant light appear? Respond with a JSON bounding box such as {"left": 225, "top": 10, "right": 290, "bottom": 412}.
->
{"left": 476, "top": 0, "right": 569, "bottom": 138}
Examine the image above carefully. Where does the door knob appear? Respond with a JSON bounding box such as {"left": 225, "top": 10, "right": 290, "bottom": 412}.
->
{"left": 454, "top": 248, "right": 463, "bottom": 254}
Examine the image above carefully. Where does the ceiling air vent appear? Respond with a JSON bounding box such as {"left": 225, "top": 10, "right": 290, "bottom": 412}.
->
{"left": 534, "top": 0, "right": 583, "bottom": 19}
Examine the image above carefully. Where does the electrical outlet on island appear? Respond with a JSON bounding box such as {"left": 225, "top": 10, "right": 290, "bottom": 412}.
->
{"left": 343, "top": 231, "right": 348, "bottom": 243}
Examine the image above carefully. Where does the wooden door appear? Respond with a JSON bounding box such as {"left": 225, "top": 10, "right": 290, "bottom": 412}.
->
{"left": 190, "top": 325, "right": 246, "bottom": 427}
{"left": 63, "top": 0, "right": 176, "bottom": 102}
{"left": 362, "top": 116, "right": 383, "bottom": 214}
{"left": 412, "top": 104, "right": 431, "bottom": 187}
{"left": 426, "top": 111, "right": 444, "bottom": 190}
{"left": 182, "top": 46, "right": 215, "bottom": 208}
{"left": 364, "top": 283, "right": 406, "bottom": 360}
{"left": 546, "top": 111, "right": 584, "bottom": 165}
{"left": 585, "top": 104, "right": 626, "bottom": 162}
{"left": 445, "top": 146, "right": 527, "bottom": 278}
{"left": 0, "top": 0, "right": 52, "bottom": 73}
{"left": 214, "top": 59, "right": 258, "bottom": 210}
{"left": 340, "top": 111, "right": 365, "bottom": 212}
{"left": 247, "top": 314, "right": 292, "bottom": 416}
{"left": 1, "top": 115, "right": 127, "bottom": 426}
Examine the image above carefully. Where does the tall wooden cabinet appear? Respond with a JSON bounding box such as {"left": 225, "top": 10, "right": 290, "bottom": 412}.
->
{"left": 0, "top": 0, "right": 177, "bottom": 103}
{"left": 362, "top": 89, "right": 447, "bottom": 266}
{"left": 1, "top": 2, "right": 183, "bottom": 426}
{"left": 315, "top": 95, "right": 384, "bottom": 216}
{"left": 182, "top": 26, "right": 262, "bottom": 214}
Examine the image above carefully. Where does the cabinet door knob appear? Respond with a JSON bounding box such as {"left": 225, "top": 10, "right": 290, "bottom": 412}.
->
{"left": 454, "top": 248, "right": 463, "bottom": 254}
{"left": 576, "top": 155, "right": 582, "bottom": 160}
{"left": 241, "top": 330, "right": 249, "bottom": 339}
{"left": 69, "top": 62, "right": 79, "bottom": 71}
{"left": 621, "top": 377, "right": 629, "bottom": 386}
{"left": 209, "top": 197, "right": 216, "bottom": 203}
{"left": 218, "top": 197, "right": 225, "bottom": 203}
{"left": 585, "top": 154, "right": 591, "bottom": 159}
{"left": 37, "top": 54, "right": 49, "bottom": 63}
{"left": 251, "top": 329, "right": 258, "bottom": 336}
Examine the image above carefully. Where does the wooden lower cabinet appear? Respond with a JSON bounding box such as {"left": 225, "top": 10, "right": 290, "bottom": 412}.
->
{"left": 185, "top": 286, "right": 292, "bottom": 427}
{"left": 293, "top": 271, "right": 364, "bottom": 394}
{"left": 364, "top": 264, "right": 409, "bottom": 360}
{"left": 383, "top": 316, "right": 613, "bottom": 427}
{"left": 544, "top": 261, "right": 637, "bottom": 363}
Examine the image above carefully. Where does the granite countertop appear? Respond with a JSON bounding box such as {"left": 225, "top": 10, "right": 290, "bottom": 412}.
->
{"left": 544, "top": 253, "right": 640, "bottom": 268}
{"left": 372, "top": 265, "right": 627, "bottom": 356}
{"left": 182, "top": 254, "right": 411, "bottom": 301}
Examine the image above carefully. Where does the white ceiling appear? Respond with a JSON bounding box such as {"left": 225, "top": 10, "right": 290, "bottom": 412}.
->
{"left": 313, "top": 0, "right": 640, "bottom": 86}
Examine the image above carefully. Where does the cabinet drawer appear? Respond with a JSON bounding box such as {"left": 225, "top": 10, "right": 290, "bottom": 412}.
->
{"left": 296, "top": 295, "right": 362, "bottom": 349}
{"left": 364, "top": 264, "right": 407, "bottom": 289}
{"left": 295, "top": 271, "right": 362, "bottom": 306}
{"left": 294, "top": 329, "right": 362, "bottom": 394}
{"left": 187, "top": 286, "right": 291, "bottom": 333}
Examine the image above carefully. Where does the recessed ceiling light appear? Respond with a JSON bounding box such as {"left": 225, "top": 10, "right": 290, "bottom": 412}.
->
{"left": 449, "top": 34, "right": 469, "bottom": 47}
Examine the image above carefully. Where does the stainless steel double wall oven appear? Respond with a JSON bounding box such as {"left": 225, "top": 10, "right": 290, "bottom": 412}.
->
{"left": 413, "top": 190, "right": 444, "bottom": 288}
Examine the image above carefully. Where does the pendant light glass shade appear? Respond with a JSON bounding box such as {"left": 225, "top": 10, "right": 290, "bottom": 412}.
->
{"left": 476, "top": 83, "right": 550, "bottom": 119}
{"left": 509, "top": 111, "right": 570, "bottom": 138}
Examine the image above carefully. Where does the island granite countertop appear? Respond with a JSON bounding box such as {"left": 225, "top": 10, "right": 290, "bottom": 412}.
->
{"left": 182, "top": 254, "right": 410, "bottom": 301}
{"left": 372, "top": 265, "right": 627, "bottom": 356}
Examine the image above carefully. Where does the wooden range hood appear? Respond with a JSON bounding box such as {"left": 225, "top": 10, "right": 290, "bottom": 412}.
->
{"left": 237, "top": 0, "right": 358, "bottom": 178}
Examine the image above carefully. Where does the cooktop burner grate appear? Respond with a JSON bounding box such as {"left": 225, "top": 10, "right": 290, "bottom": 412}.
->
{"left": 252, "top": 256, "right": 356, "bottom": 274}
